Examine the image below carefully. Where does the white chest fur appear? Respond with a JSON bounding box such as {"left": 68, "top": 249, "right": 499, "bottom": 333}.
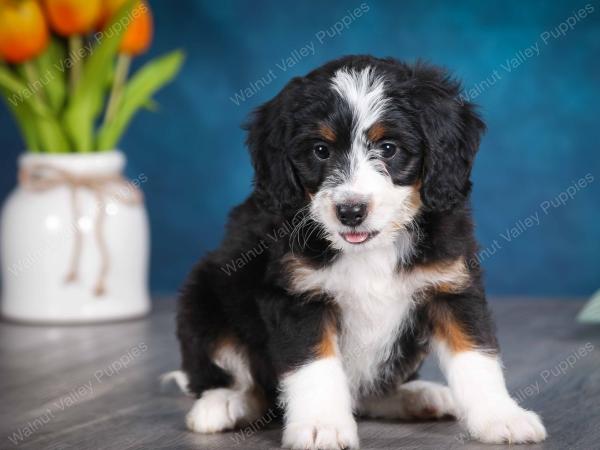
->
{"left": 287, "top": 239, "right": 469, "bottom": 398}
{"left": 332, "top": 248, "right": 416, "bottom": 396}
{"left": 288, "top": 243, "right": 419, "bottom": 397}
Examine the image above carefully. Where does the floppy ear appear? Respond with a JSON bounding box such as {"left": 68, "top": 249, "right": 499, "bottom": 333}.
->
{"left": 245, "top": 78, "right": 306, "bottom": 215}
{"left": 412, "top": 68, "right": 485, "bottom": 212}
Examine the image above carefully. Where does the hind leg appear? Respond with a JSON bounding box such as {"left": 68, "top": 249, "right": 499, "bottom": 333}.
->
{"left": 184, "top": 339, "right": 267, "bottom": 433}
{"left": 177, "top": 268, "right": 267, "bottom": 433}
{"left": 359, "top": 380, "right": 457, "bottom": 420}
{"left": 186, "top": 388, "right": 264, "bottom": 433}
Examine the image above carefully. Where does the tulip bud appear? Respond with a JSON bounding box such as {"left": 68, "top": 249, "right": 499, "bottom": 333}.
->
{"left": 119, "top": 0, "right": 152, "bottom": 56}
{"left": 43, "top": 0, "right": 102, "bottom": 36}
{"left": 100, "top": 0, "right": 153, "bottom": 56}
{"left": 0, "top": 0, "right": 49, "bottom": 63}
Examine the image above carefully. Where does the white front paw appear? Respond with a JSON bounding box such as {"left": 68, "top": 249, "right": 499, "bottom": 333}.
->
{"left": 466, "top": 401, "right": 547, "bottom": 444}
{"left": 282, "top": 418, "right": 359, "bottom": 450}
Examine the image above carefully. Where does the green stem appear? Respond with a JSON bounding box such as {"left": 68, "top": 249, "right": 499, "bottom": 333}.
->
{"left": 22, "top": 60, "right": 67, "bottom": 153}
{"left": 69, "top": 35, "right": 83, "bottom": 95}
{"left": 103, "top": 54, "right": 131, "bottom": 133}
{"left": 22, "top": 60, "right": 47, "bottom": 104}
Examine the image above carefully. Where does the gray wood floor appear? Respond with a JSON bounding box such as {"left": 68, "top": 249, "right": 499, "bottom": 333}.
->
{"left": 1, "top": 298, "right": 599, "bottom": 450}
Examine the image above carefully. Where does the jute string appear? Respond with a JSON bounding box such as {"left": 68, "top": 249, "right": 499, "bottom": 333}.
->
{"left": 19, "top": 163, "right": 143, "bottom": 296}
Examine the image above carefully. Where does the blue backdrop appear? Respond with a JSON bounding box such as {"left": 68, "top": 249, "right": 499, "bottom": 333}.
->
{"left": 1, "top": 0, "right": 599, "bottom": 297}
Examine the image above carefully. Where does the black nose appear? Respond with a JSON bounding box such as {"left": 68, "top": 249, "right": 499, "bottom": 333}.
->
{"left": 336, "top": 202, "right": 368, "bottom": 227}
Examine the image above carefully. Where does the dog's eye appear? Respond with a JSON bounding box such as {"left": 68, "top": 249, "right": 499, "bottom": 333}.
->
{"left": 313, "top": 144, "right": 330, "bottom": 160}
{"left": 379, "top": 142, "right": 398, "bottom": 159}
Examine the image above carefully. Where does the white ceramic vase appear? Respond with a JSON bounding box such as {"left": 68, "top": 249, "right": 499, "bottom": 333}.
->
{"left": 0, "top": 151, "right": 150, "bottom": 323}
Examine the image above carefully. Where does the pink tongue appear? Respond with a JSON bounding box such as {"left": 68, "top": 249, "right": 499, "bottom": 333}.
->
{"left": 344, "top": 232, "right": 369, "bottom": 243}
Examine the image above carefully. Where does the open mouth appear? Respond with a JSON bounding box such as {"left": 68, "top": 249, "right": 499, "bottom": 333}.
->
{"left": 340, "top": 231, "right": 379, "bottom": 244}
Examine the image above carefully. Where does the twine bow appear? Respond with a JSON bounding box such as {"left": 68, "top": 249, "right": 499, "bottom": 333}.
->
{"left": 19, "top": 163, "right": 143, "bottom": 297}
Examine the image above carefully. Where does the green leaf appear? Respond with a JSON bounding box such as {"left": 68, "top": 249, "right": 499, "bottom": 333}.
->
{"left": 97, "top": 50, "right": 184, "bottom": 150}
{"left": 35, "top": 37, "right": 67, "bottom": 113}
{"left": 142, "top": 97, "right": 159, "bottom": 112}
{"left": 0, "top": 64, "right": 50, "bottom": 117}
{"left": 105, "top": 61, "right": 116, "bottom": 89}
{"left": 0, "top": 63, "right": 70, "bottom": 152}
{"left": 34, "top": 115, "right": 71, "bottom": 152}
{"left": 62, "top": 0, "right": 136, "bottom": 152}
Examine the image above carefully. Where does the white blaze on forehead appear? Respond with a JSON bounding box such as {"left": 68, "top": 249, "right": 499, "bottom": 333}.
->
{"left": 330, "top": 66, "right": 388, "bottom": 145}
{"left": 330, "top": 66, "right": 390, "bottom": 192}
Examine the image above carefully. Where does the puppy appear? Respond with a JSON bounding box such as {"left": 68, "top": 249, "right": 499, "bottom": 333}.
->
{"left": 175, "top": 55, "right": 547, "bottom": 449}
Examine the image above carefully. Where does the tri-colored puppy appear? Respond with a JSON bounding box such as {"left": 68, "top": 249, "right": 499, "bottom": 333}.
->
{"left": 174, "top": 55, "right": 547, "bottom": 449}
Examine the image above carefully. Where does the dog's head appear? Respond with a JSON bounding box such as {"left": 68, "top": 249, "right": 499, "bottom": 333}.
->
{"left": 246, "top": 56, "right": 485, "bottom": 252}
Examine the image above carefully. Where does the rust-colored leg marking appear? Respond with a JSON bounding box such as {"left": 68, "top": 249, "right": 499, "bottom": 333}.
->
{"left": 315, "top": 320, "right": 338, "bottom": 358}
{"left": 431, "top": 307, "right": 474, "bottom": 353}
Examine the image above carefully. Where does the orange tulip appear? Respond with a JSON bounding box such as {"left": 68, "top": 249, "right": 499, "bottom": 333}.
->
{"left": 120, "top": 0, "right": 152, "bottom": 55}
{"left": 0, "top": 0, "right": 49, "bottom": 63}
{"left": 43, "top": 0, "right": 102, "bottom": 36}
{"left": 100, "top": 0, "right": 152, "bottom": 56}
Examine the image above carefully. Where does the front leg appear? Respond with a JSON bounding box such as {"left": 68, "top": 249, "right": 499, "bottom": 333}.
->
{"left": 281, "top": 356, "right": 358, "bottom": 450}
{"left": 431, "top": 292, "right": 547, "bottom": 444}
{"left": 259, "top": 288, "right": 358, "bottom": 450}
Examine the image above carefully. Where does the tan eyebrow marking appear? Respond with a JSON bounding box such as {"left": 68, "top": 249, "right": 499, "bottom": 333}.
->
{"left": 367, "top": 122, "right": 386, "bottom": 142}
{"left": 319, "top": 124, "right": 336, "bottom": 142}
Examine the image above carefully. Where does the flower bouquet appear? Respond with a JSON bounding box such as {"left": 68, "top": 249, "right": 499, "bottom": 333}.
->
{"left": 0, "top": 0, "right": 183, "bottom": 152}
{"left": 0, "top": 0, "right": 183, "bottom": 323}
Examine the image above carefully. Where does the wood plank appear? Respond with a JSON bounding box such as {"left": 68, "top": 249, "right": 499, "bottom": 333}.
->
{"left": 1, "top": 298, "right": 598, "bottom": 450}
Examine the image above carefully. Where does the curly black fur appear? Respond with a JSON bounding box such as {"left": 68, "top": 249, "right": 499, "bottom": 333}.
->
{"left": 176, "top": 55, "right": 496, "bottom": 411}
